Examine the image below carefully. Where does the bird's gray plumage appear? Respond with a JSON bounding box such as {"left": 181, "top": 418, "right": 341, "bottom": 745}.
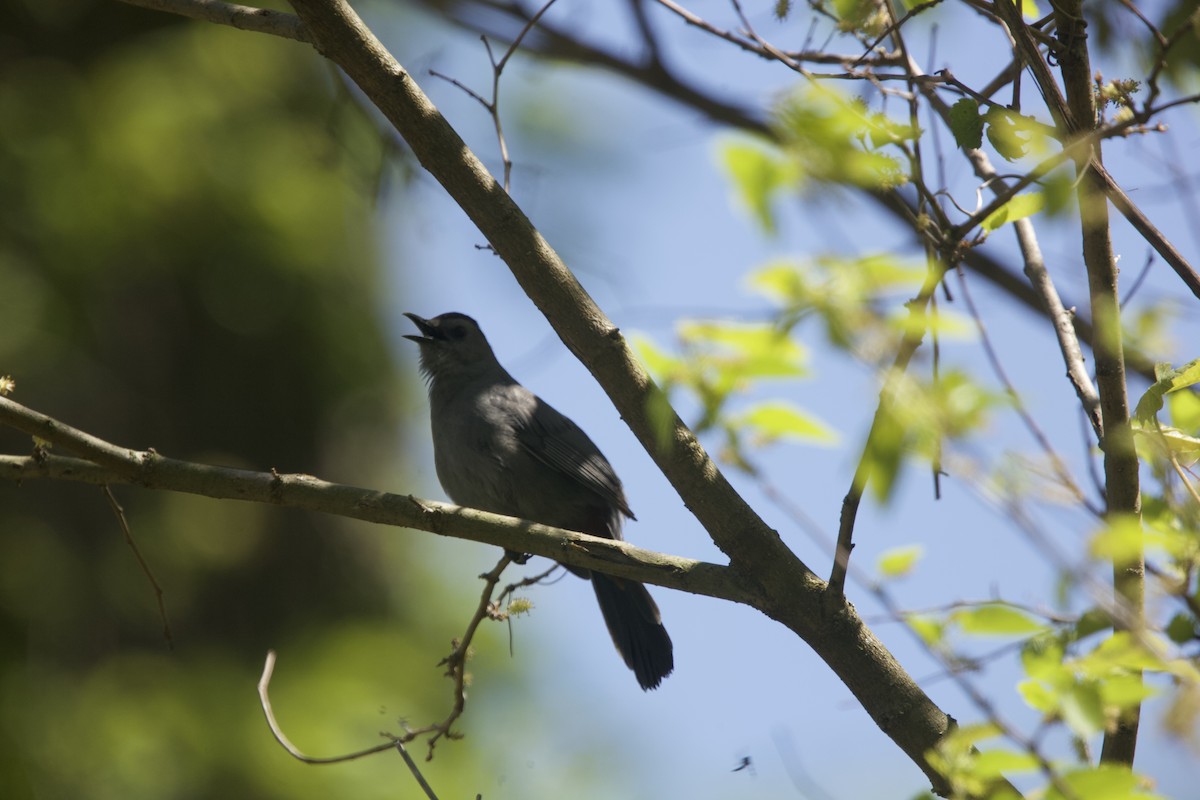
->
{"left": 405, "top": 311, "right": 673, "bottom": 690}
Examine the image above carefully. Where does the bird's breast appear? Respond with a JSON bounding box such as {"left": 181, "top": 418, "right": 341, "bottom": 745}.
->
{"left": 429, "top": 387, "right": 524, "bottom": 514}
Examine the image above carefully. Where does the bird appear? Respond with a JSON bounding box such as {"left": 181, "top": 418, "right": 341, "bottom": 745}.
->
{"left": 404, "top": 311, "right": 674, "bottom": 690}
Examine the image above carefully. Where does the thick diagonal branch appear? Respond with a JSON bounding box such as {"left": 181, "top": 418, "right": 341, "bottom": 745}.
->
{"left": 289, "top": 2, "right": 966, "bottom": 788}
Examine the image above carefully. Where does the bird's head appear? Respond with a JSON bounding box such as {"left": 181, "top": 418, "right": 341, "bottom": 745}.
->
{"left": 403, "top": 312, "right": 499, "bottom": 381}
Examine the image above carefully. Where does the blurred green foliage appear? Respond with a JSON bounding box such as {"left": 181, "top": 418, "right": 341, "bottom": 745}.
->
{"left": 632, "top": 316, "right": 835, "bottom": 473}
{"left": 719, "top": 85, "right": 911, "bottom": 234}
{"left": 632, "top": 252, "right": 988, "bottom": 487}
{"left": 0, "top": 4, "right": 543, "bottom": 797}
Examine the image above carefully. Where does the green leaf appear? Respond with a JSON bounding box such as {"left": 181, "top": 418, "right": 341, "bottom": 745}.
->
{"left": 1134, "top": 357, "right": 1200, "bottom": 421}
{"left": 738, "top": 401, "right": 837, "bottom": 445}
{"left": 630, "top": 333, "right": 684, "bottom": 381}
{"left": 1083, "top": 631, "right": 1169, "bottom": 674}
{"left": 1047, "top": 764, "right": 1161, "bottom": 800}
{"left": 942, "top": 721, "right": 1004, "bottom": 749}
{"left": 1135, "top": 422, "right": 1200, "bottom": 466}
{"left": 981, "top": 191, "right": 1045, "bottom": 232}
{"left": 887, "top": 307, "right": 973, "bottom": 338}
{"left": 906, "top": 614, "right": 945, "bottom": 646}
{"left": 1017, "top": 678, "right": 1057, "bottom": 713}
{"left": 1100, "top": 673, "right": 1158, "bottom": 709}
{"left": 773, "top": 85, "right": 907, "bottom": 189}
{"left": 863, "top": 111, "right": 920, "bottom": 148}
{"left": 748, "top": 261, "right": 809, "bottom": 304}
{"left": 851, "top": 253, "right": 927, "bottom": 288}
{"left": 1168, "top": 387, "right": 1200, "bottom": 430}
{"left": 984, "top": 107, "right": 1032, "bottom": 161}
{"left": 877, "top": 545, "right": 922, "bottom": 578}
{"left": 1074, "top": 608, "right": 1112, "bottom": 639}
{"left": 953, "top": 604, "right": 1046, "bottom": 636}
{"left": 1089, "top": 515, "right": 1145, "bottom": 567}
{"left": 831, "top": 0, "right": 886, "bottom": 34}
{"left": 1166, "top": 612, "right": 1198, "bottom": 644}
{"left": 719, "top": 139, "right": 790, "bottom": 234}
{"left": 1060, "top": 681, "right": 1106, "bottom": 738}
{"left": 948, "top": 98, "right": 983, "bottom": 149}
{"left": 864, "top": 403, "right": 906, "bottom": 503}
{"left": 1021, "top": 634, "right": 1065, "bottom": 680}
{"left": 678, "top": 321, "right": 808, "bottom": 378}
{"left": 972, "top": 748, "right": 1040, "bottom": 777}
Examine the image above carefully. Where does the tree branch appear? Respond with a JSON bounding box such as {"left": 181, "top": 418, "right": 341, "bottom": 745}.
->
{"left": 1051, "top": 0, "right": 1144, "bottom": 765}
{"left": 1093, "top": 161, "right": 1200, "bottom": 300}
{"left": 990, "top": 0, "right": 1200, "bottom": 301}
{"left": 276, "top": 9, "right": 960, "bottom": 787}
{"left": 829, "top": 260, "right": 947, "bottom": 597}
{"left": 117, "top": 0, "right": 310, "bottom": 41}
{"left": 0, "top": 392, "right": 740, "bottom": 601}
{"left": 0, "top": 452, "right": 744, "bottom": 605}
{"left": 913, "top": 66, "right": 1104, "bottom": 438}
{"left": 283, "top": 0, "right": 802, "bottom": 601}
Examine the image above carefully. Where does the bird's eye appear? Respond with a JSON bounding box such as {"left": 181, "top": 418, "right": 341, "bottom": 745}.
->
{"left": 448, "top": 325, "right": 467, "bottom": 340}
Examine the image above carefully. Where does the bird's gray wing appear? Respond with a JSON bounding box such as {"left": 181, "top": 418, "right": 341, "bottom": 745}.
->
{"left": 513, "top": 394, "right": 636, "bottom": 521}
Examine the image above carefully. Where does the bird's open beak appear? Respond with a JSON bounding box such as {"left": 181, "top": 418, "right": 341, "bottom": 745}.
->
{"left": 403, "top": 312, "right": 440, "bottom": 343}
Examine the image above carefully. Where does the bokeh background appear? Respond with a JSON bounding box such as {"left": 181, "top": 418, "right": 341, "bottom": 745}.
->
{"left": 2, "top": 1, "right": 1198, "bottom": 798}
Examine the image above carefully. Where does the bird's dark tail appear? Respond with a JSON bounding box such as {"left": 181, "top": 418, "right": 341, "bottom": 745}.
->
{"left": 591, "top": 573, "right": 674, "bottom": 690}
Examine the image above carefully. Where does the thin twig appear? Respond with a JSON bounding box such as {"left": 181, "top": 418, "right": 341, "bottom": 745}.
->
{"left": 403, "top": 553, "right": 514, "bottom": 759}
{"left": 265, "top": 560, "right": 527, "bottom": 770}
{"left": 654, "top": 0, "right": 903, "bottom": 68}
{"left": 990, "top": 0, "right": 1200, "bottom": 300}
{"left": 628, "top": 0, "right": 663, "bottom": 67}
{"left": 257, "top": 650, "right": 397, "bottom": 764}
{"left": 876, "top": 597, "right": 1078, "bottom": 626}
{"left": 910, "top": 53, "right": 1106, "bottom": 439}
{"left": 953, "top": 265, "right": 1098, "bottom": 515}
{"left": 1144, "top": 6, "right": 1200, "bottom": 108}
{"left": 1147, "top": 420, "right": 1200, "bottom": 511}
{"left": 495, "top": 564, "right": 562, "bottom": 655}
{"left": 1116, "top": 0, "right": 1167, "bottom": 48}
{"left": 103, "top": 485, "right": 175, "bottom": 649}
{"left": 829, "top": 260, "right": 948, "bottom": 597}
{"left": 428, "top": 69, "right": 489, "bottom": 107}
{"left": 384, "top": 737, "right": 442, "bottom": 800}
{"left": 494, "top": 0, "right": 561, "bottom": 73}
{"left": 852, "top": 0, "right": 946, "bottom": 68}
{"left": 1119, "top": 252, "right": 1156, "bottom": 311}
{"left": 431, "top": 0, "right": 562, "bottom": 192}
{"left": 1012, "top": 217, "right": 1103, "bottom": 439}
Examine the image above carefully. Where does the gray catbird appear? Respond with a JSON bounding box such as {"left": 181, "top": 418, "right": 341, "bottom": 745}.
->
{"left": 404, "top": 312, "right": 674, "bottom": 690}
